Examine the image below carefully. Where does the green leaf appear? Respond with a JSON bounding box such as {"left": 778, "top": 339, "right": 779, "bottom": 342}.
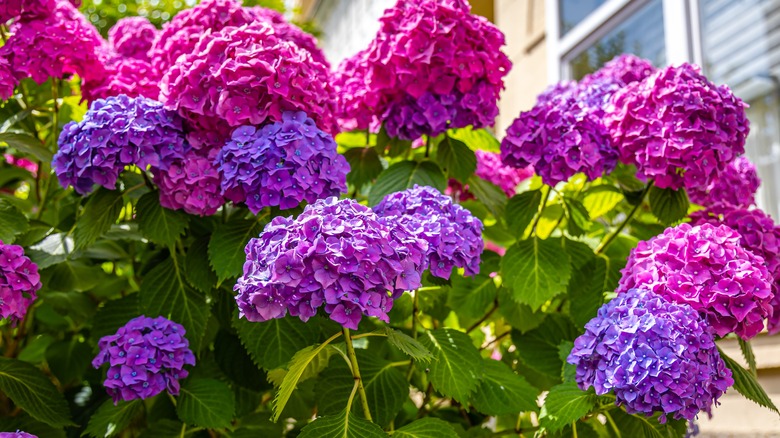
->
{"left": 648, "top": 186, "right": 689, "bottom": 225}
{"left": 447, "top": 273, "right": 497, "bottom": 320}
{"left": 448, "top": 127, "right": 501, "bottom": 152}
{"left": 567, "top": 257, "right": 607, "bottom": 328}
{"left": 74, "top": 188, "right": 124, "bottom": 249}
{"left": 437, "top": 136, "right": 476, "bottom": 182}
{"left": 501, "top": 237, "right": 572, "bottom": 311}
{"left": 209, "top": 217, "right": 263, "bottom": 283}
{"left": 273, "top": 342, "right": 337, "bottom": 421}
{"left": 344, "top": 147, "right": 384, "bottom": 189}
{"left": 582, "top": 185, "right": 624, "bottom": 219}
{"left": 83, "top": 399, "right": 143, "bottom": 438}
{"left": 0, "top": 199, "right": 29, "bottom": 243}
{"left": 45, "top": 337, "right": 92, "bottom": 385}
{"left": 233, "top": 316, "right": 320, "bottom": 371}
{"left": 0, "top": 357, "right": 73, "bottom": 427}
{"left": 298, "top": 409, "right": 386, "bottom": 438}
{"left": 18, "top": 335, "right": 55, "bottom": 364}
{"left": 267, "top": 345, "right": 335, "bottom": 388}
{"left": 467, "top": 176, "right": 507, "bottom": 219}
{"left": 393, "top": 418, "right": 460, "bottom": 438}
{"left": 719, "top": 347, "right": 780, "bottom": 414}
{"left": 91, "top": 294, "right": 140, "bottom": 340}
{"left": 140, "top": 257, "right": 210, "bottom": 352}
{"left": 43, "top": 260, "right": 104, "bottom": 292}
{"left": 558, "top": 341, "right": 576, "bottom": 383}
{"left": 177, "top": 378, "right": 235, "bottom": 429}
{"left": 418, "top": 328, "right": 482, "bottom": 403}
{"left": 368, "top": 161, "right": 446, "bottom": 206}
{"left": 471, "top": 359, "right": 540, "bottom": 416}
{"left": 738, "top": 338, "right": 758, "bottom": 377}
{"left": 136, "top": 191, "right": 188, "bottom": 248}
{"left": 185, "top": 236, "right": 217, "bottom": 293}
{"left": 607, "top": 408, "right": 688, "bottom": 438}
{"left": 497, "top": 287, "right": 546, "bottom": 333}
{"left": 0, "top": 413, "right": 65, "bottom": 438}
{"left": 377, "top": 125, "right": 412, "bottom": 157}
{"left": 512, "top": 314, "right": 577, "bottom": 384}
{"left": 382, "top": 327, "right": 433, "bottom": 363}
{"left": 505, "top": 190, "right": 542, "bottom": 236}
{"left": 0, "top": 132, "right": 53, "bottom": 162}
{"left": 539, "top": 382, "right": 597, "bottom": 432}
{"left": 562, "top": 198, "right": 591, "bottom": 237}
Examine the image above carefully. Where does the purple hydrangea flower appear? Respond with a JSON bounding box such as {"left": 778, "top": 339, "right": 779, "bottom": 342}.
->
{"left": 617, "top": 223, "right": 774, "bottom": 340}
{"left": 535, "top": 81, "right": 577, "bottom": 106}
{"left": 0, "top": 241, "right": 41, "bottom": 323}
{"left": 501, "top": 92, "right": 618, "bottom": 186}
{"left": 154, "top": 150, "right": 224, "bottom": 216}
{"left": 688, "top": 156, "right": 761, "bottom": 211}
{"left": 0, "top": 431, "right": 37, "bottom": 438}
{"left": 606, "top": 63, "right": 749, "bottom": 191}
{"left": 92, "top": 315, "right": 196, "bottom": 404}
{"left": 235, "top": 198, "right": 427, "bottom": 329}
{"left": 217, "top": 111, "right": 349, "bottom": 213}
{"left": 568, "top": 289, "right": 733, "bottom": 423}
{"left": 333, "top": 0, "right": 511, "bottom": 139}
{"left": 373, "top": 185, "right": 483, "bottom": 279}
{"left": 0, "top": 57, "right": 17, "bottom": 101}
{"left": 108, "top": 17, "right": 157, "bottom": 61}
{"left": 53, "top": 95, "right": 189, "bottom": 195}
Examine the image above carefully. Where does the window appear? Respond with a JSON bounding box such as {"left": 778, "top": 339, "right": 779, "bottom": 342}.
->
{"left": 559, "top": 0, "right": 608, "bottom": 35}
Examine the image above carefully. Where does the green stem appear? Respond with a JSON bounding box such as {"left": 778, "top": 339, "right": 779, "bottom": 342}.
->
{"left": 351, "top": 332, "right": 386, "bottom": 340}
{"left": 425, "top": 136, "right": 432, "bottom": 158}
{"left": 466, "top": 300, "right": 498, "bottom": 333}
{"left": 529, "top": 185, "right": 551, "bottom": 236}
{"left": 179, "top": 422, "right": 186, "bottom": 438}
{"left": 342, "top": 327, "right": 373, "bottom": 422}
{"left": 603, "top": 410, "right": 621, "bottom": 438}
{"left": 388, "top": 360, "right": 411, "bottom": 367}
{"left": 595, "top": 181, "right": 653, "bottom": 255}
{"left": 572, "top": 421, "right": 578, "bottom": 438}
{"left": 411, "top": 289, "right": 420, "bottom": 340}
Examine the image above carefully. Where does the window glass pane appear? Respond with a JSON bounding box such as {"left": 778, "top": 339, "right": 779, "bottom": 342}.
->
{"left": 700, "top": 0, "right": 780, "bottom": 219}
{"left": 567, "top": 0, "right": 665, "bottom": 80}
{"left": 559, "top": 0, "right": 607, "bottom": 35}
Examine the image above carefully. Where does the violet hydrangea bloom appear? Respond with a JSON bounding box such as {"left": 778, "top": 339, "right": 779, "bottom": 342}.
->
{"left": 0, "top": 241, "right": 41, "bottom": 323}
{"left": 53, "top": 95, "right": 189, "bottom": 195}
{"left": 0, "top": 57, "right": 17, "bottom": 101}
{"left": 501, "top": 92, "right": 618, "bottom": 186}
{"left": 568, "top": 289, "right": 733, "bottom": 423}
{"left": 108, "top": 17, "right": 157, "bottom": 61}
{"left": 92, "top": 315, "right": 196, "bottom": 404}
{"left": 154, "top": 150, "right": 224, "bottom": 216}
{"left": 235, "top": 197, "right": 427, "bottom": 329}
{"left": 688, "top": 156, "right": 760, "bottom": 211}
{"left": 606, "top": 63, "right": 749, "bottom": 191}
{"left": 0, "top": 0, "right": 107, "bottom": 86}
{"left": 373, "top": 185, "right": 483, "bottom": 279}
{"left": 617, "top": 223, "right": 774, "bottom": 339}
{"left": 0, "top": 432, "right": 37, "bottom": 438}
{"left": 217, "top": 111, "right": 349, "bottom": 213}
{"left": 160, "top": 21, "right": 337, "bottom": 135}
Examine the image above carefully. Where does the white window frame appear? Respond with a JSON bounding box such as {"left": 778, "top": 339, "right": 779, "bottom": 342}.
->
{"left": 546, "top": 0, "right": 703, "bottom": 82}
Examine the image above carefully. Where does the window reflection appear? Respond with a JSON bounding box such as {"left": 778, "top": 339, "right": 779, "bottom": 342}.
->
{"left": 559, "top": 0, "right": 607, "bottom": 35}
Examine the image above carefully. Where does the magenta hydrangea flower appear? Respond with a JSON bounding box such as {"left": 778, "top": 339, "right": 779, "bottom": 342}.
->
{"left": 154, "top": 150, "right": 224, "bottom": 216}
{"left": 92, "top": 315, "right": 196, "bottom": 404}
{"left": 617, "top": 223, "right": 774, "bottom": 339}
{"left": 246, "top": 6, "right": 329, "bottom": 68}
{"left": 501, "top": 92, "right": 618, "bottom": 186}
{"left": 82, "top": 57, "right": 161, "bottom": 102}
{"left": 235, "top": 197, "right": 427, "bottom": 329}
{"left": 108, "top": 17, "right": 157, "bottom": 61}
{"left": 332, "top": 49, "right": 379, "bottom": 132}
{"left": 334, "top": 0, "right": 511, "bottom": 139}
{"left": 0, "top": 57, "right": 17, "bottom": 100}
{"left": 373, "top": 185, "right": 483, "bottom": 279}
{"left": 580, "top": 54, "right": 656, "bottom": 89}
{"left": 0, "top": 0, "right": 53, "bottom": 22}
{"left": 0, "top": 431, "right": 37, "bottom": 438}
{"left": 606, "top": 63, "right": 749, "bottom": 191}
{"left": 217, "top": 111, "right": 349, "bottom": 213}
{"left": 148, "top": 0, "right": 252, "bottom": 76}
{"left": 4, "top": 154, "right": 38, "bottom": 175}
{"left": 688, "top": 156, "right": 760, "bottom": 211}
{"left": 160, "top": 21, "right": 337, "bottom": 136}
{"left": 53, "top": 95, "right": 189, "bottom": 195}
{"left": 568, "top": 289, "right": 733, "bottom": 423}
{"left": 0, "top": 241, "right": 41, "bottom": 323}
{"left": 0, "top": 0, "right": 107, "bottom": 85}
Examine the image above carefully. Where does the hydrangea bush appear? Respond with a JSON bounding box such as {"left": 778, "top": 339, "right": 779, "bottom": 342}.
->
{"left": 0, "top": 0, "right": 777, "bottom": 436}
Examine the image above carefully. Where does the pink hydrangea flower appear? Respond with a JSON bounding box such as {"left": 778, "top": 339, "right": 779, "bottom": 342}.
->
{"left": 82, "top": 56, "right": 161, "bottom": 102}
{"left": 606, "top": 63, "right": 749, "bottom": 191}
{"left": 0, "top": 0, "right": 54, "bottom": 22}
{"left": 160, "top": 22, "right": 337, "bottom": 135}
{"left": 0, "top": 57, "right": 16, "bottom": 100}
{"left": 688, "top": 156, "right": 761, "bottom": 211}
{"left": 154, "top": 150, "right": 224, "bottom": 216}
{"left": 580, "top": 54, "right": 656, "bottom": 89}
{"left": 0, "top": 241, "right": 41, "bottom": 323}
{"left": 246, "top": 6, "right": 329, "bottom": 68}
{"left": 617, "top": 223, "right": 774, "bottom": 340}
{"left": 108, "top": 17, "right": 157, "bottom": 61}
{"left": 4, "top": 154, "right": 38, "bottom": 175}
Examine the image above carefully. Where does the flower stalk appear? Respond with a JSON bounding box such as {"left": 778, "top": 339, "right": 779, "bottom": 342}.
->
{"left": 342, "top": 327, "right": 373, "bottom": 422}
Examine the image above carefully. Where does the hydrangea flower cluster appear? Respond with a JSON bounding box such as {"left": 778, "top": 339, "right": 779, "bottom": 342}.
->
{"left": 160, "top": 21, "right": 337, "bottom": 137}
{"left": 617, "top": 223, "right": 774, "bottom": 339}
{"left": 92, "top": 315, "right": 196, "bottom": 403}
{"left": 0, "top": 0, "right": 53, "bottom": 22}
{"left": 334, "top": 0, "right": 511, "bottom": 139}
{"left": 247, "top": 6, "right": 330, "bottom": 68}
{"left": 0, "top": 0, "right": 106, "bottom": 86}
{"left": 148, "top": 0, "right": 252, "bottom": 76}
{"left": 217, "top": 111, "right": 349, "bottom": 213}
{"left": 0, "top": 241, "right": 41, "bottom": 323}
{"left": 568, "top": 289, "right": 733, "bottom": 423}
{"left": 54, "top": 95, "right": 189, "bottom": 195}
{"left": 0, "top": 57, "right": 15, "bottom": 101}
{"left": 688, "top": 156, "right": 760, "bottom": 211}
{"left": 579, "top": 54, "right": 656, "bottom": 89}
{"left": 373, "top": 185, "right": 483, "bottom": 278}
{"left": 606, "top": 63, "right": 749, "bottom": 190}
{"left": 501, "top": 92, "right": 618, "bottom": 186}
{"left": 82, "top": 57, "right": 161, "bottom": 102}
{"left": 235, "top": 197, "right": 427, "bottom": 329}
{"left": 4, "top": 154, "right": 38, "bottom": 175}
{"left": 0, "top": 431, "right": 37, "bottom": 438}
{"left": 108, "top": 17, "right": 157, "bottom": 61}
{"left": 154, "top": 150, "right": 224, "bottom": 216}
